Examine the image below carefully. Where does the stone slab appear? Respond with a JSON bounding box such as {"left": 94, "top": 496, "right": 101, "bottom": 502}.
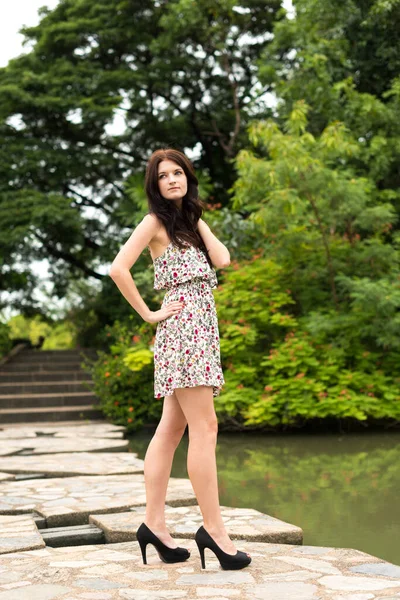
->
{"left": 0, "top": 447, "right": 20, "bottom": 457}
{"left": 40, "top": 523, "right": 105, "bottom": 547}
{"left": 0, "top": 474, "right": 197, "bottom": 526}
{"left": 0, "top": 472, "right": 14, "bottom": 481}
{"left": 0, "top": 423, "right": 126, "bottom": 440}
{"left": 0, "top": 540, "right": 399, "bottom": 599}
{"left": 350, "top": 564, "right": 400, "bottom": 578}
{"left": 89, "top": 504, "right": 303, "bottom": 545}
{"left": 0, "top": 436, "right": 129, "bottom": 455}
{"left": 0, "top": 514, "right": 45, "bottom": 554}
{"left": 0, "top": 452, "right": 144, "bottom": 477}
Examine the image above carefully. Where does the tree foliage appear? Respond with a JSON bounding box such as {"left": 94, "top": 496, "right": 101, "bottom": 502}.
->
{"left": 0, "top": 0, "right": 281, "bottom": 310}
{"left": 259, "top": 0, "right": 400, "bottom": 197}
{"left": 2, "top": 0, "right": 400, "bottom": 428}
{"left": 233, "top": 101, "right": 400, "bottom": 321}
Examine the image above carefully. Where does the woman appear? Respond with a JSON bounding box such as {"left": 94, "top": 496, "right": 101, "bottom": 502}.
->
{"left": 109, "top": 148, "right": 251, "bottom": 570}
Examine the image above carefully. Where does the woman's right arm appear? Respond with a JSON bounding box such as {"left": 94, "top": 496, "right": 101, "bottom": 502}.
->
{"left": 109, "top": 214, "right": 158, "bottom": 322}
{"left": 109, "top": 214, "right": 184, "bottom": 323}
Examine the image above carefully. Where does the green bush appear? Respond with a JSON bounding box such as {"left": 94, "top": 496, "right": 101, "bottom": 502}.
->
{"left": 83, "top": 212, "right": 400, "bottom": 431}
{"left": 214, "top": 255, "right": 295, "bottom": 427}
{"left": 7, "top": 315, "right": 76, "bottom": 349}
{"left": 213, "top": 255, "right": 400, "bottom": 430}
{"left": 0, "top": 322, "right": 12, "bottom": 358}
{"left": 87, "top": 252, "right": 400, "bottom": 431}
{"left": 244, "top": 330, "right": 400, "bottom": 427}
{"left": 82, "top": 316, "right": 162, "bottom": 432}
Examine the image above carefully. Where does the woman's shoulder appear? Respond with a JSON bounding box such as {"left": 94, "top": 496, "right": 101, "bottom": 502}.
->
{"left": 142, "top": 214, "right": 170, "bottom": 258}
{"left": 142, "top": 213, "right": 163, "bottom": 235}
{"left": 143, "top": 212, "right": 160, "bottom": 225}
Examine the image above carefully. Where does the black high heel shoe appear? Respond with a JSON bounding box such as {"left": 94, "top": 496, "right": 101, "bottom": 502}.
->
{"left": 136, "top": 522, "right": 191, "bottom": 564}
{"left": 195, "top": 526, "right": 252, "bottom": 570}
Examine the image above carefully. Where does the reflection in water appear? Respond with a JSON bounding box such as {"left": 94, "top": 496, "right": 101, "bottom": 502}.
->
{"left": 128, "top": 430, "right": 400, "bottom": 565}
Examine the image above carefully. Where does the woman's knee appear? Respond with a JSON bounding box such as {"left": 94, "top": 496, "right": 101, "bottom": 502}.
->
{"left": 189, "top": 416, "right": 218, "bottom": 439}
{"left": 155, "top": 421, "right": 187, "bottom": 445}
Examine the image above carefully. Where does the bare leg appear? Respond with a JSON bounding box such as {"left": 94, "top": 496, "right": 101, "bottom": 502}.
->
{"left": 174, "top": 385, "right": 245, "bottom": 555}
{"left": 143, "top": 391, "right": 187, "bottom": 548}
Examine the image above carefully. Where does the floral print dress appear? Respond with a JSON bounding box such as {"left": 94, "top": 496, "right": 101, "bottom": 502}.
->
{"left": 152, "top": 239, "right": 225, "bottom": 399}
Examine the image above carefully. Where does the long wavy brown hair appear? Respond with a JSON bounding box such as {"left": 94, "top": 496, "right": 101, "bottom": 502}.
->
{"left": 144, "top": 147, "right": 213, "bottom": 268}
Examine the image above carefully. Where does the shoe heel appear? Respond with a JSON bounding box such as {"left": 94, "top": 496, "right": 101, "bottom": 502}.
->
{"left": 138, "top": 538, "right": 147, "bottom": 565}
{"left": 195, "top": 540, "right": 206, "bottom": 569}
{"left": 136, "top": 522, "right": 190, "bottom": 565}
{"left": 195, "top": 525, "right": 251, "bottom": 571}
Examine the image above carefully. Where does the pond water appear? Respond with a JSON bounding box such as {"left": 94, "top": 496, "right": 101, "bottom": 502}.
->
{"left": 127, "top": 430, "right": 400, "bottom": 566}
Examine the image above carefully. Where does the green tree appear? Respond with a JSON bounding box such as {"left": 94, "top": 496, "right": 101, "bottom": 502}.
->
{"left": 0, "top": 0, "right": 282, "bottom": 309}
{"left": 263, "top": 0, "right": 400, "bottom": 101}
{"left": 232, "top": 100, "right": 400, "bottom": 348}
{"left": 258, "top": 0, "right": 400, "bottom": 200}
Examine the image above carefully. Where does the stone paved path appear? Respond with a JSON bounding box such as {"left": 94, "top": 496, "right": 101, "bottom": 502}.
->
{"left": 1, "top": 420, "right": 399, "bottom": 599}
{"left": 89, "top": 505, "right": 302, "bottom": 545}
{"left": 0, "top": 514, "right": 45, "bottom": 554}
{"left": 1, "top": 540, "right": 400, "bottom": 599}
{"left": 0, "top": 436, "right": 129, "bottom": 455}
{"left": 0, "top": 474, "right": 197, "bottom": 526}
{"left": 0, "top": 424, "right": 126, "bottom": 440}
{"left": 0, "top": 447, "right": 21, "bottom": 457}
{"left": 0, "top": 452, "right": 144, "bottom": 477}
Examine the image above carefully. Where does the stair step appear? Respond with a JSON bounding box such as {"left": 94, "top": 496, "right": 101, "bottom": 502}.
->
{"left": 8, "top": 354, "right": 95, "bottom": 364}
{"left": 0, "top": 391, "right": 97, "bottom": 399}
{"left": 4, "top": 363, "right": 91, "bottom": 372}
{"left": 0, "top": 405, "right": 104, "bottom": 423}
{"left": 0, "top": 381, "right": 94, "bottom": 394}
{"left": 0, "top": 372, "right": 92, "bottom": 382}
{"left": 38, "top": 524, "right": 105, "bottom": 547}
{"left": 0, "top": 391, "right": 99, "bottom": 409}
{"left": 12, "top": 352, "right": 91, "bottom": 358}
{"left": 0, "top": 348, "right": 101, "bottom": 422}
{"left": 22, "top": 349, "right": 97, "bottom": 355}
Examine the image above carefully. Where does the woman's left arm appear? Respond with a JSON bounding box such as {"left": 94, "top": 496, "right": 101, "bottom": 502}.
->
{"left": 197, "top": 218, "right": 230, "bottom": 269}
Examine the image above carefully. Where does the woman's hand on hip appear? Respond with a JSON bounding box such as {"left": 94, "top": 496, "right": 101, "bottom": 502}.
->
{"left": 145, "top": 301, "right": 184, "bottom": 324}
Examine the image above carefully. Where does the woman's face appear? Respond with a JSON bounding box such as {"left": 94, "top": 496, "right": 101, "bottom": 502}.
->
{"left": 157, "top": 159, "right": 188, "bottom": 207}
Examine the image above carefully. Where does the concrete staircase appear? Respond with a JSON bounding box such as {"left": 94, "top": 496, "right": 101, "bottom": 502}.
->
{"left": 0, "top": 348, "right": 103, "bottom": 423}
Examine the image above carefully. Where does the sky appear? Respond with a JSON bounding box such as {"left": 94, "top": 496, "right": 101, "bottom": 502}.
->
{"left": 0, "top": 0, "right": 60, "bottom": 67}
{"left": 0, "top": 0, "right": 294, "bottom": 67}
